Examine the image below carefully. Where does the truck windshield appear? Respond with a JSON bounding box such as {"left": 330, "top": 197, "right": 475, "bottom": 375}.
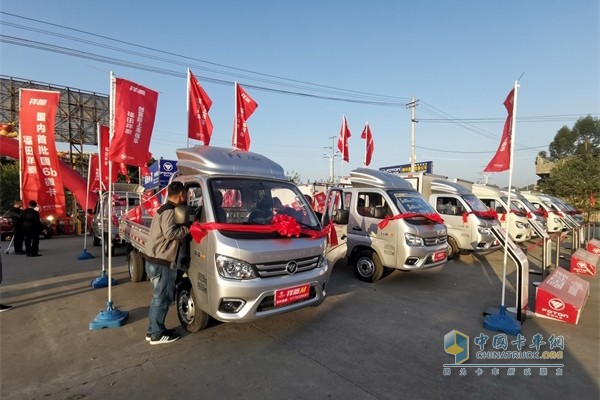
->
{"left": 500, "top": 196, "right": 526, "bottom": 212}
{"left": 210, "top": 178, "right": 320, "bottom": 229}
{"left": 390, "top": 191, "right": 436, "bottom": 214}
{"left": 462, "top": 194, "right": 489, "bottom": 212}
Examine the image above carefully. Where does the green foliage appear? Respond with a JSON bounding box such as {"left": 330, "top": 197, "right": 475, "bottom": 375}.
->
{"left": 548, "top": 115, "right": 600, "bottom": 161}
{"left": 286, "top": 171, "right": 302, "bottom": 185}
{"left": 0, "top": 162, "right": 20, "bottom": 212}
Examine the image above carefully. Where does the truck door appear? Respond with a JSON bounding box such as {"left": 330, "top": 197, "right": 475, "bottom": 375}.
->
{"left": 323, "top": 188, "right": 349, "bottom": 266}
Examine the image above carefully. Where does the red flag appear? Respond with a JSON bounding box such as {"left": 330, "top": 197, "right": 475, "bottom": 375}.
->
{"left": 109, "top": 77, "right": 158, "bottom": 167}
{"left": 88, "top": 154, "right": 100, "bottom": 193}
{"left": 123, "top": 205, "right": 142, "bottom": 224}
{"left": 232, "top": 83, "right": 258, "bottom": 151}
{"left": 142, "top": 187, "right": 167, "bottom": 216}
{"left": 591, "top": 193, "right": 596, "bottom": 208}
{"left": 188, "top": 69, "right": 213, "bottom": 144}
{"left": 19, "top": 89, "right": 66, "bottom": 219}
{"left": 98, "top": 125, "right": 117, "bottom": 190}
{"left": 337, "top": 116, "right": 351, "bottom": 162}
{"left": 119, "top": 162, "right": 131, "bottom": 183}
{"left": 484, "top": 89, "right": 515, "bottom": 172}
{"left": 361, "top": 122, "right": 374, "bottom": 166}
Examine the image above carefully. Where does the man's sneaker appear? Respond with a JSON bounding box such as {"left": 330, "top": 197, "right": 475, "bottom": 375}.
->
{"left": 149, "top": 333, "right": 180, "bottom": 345}
{"left": 0, "top": 304, "right": 13, "bottom": 312}
{"left": 145, "top": 328, "right": 176, "bottom": 342}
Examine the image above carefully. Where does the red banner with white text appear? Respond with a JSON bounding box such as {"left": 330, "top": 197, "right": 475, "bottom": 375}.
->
{"left": 188, "top": 69, "right": 214, "bottom": 144}
{"left": 98, "top": 124, "right": 117, "bottom": 191}
{"left": 232, "top": 83, "right": 258, "bottom": 151}
{"left": 109, "top": 77, "right": 158, "bottom": 167}
{"left": 19, "top": 89, "right": 66, "bottom": 218}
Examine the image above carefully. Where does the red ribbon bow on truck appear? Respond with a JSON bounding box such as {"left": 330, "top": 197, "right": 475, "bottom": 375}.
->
{"left": 462, "top": 209, "right": 498, "bottom": 224}
{"left": 377, "top": 212, "right": 444, "bottom": 230}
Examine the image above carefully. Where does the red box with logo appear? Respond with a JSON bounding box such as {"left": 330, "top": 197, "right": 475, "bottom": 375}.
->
{"left": 535, "top": 268, "right": 590, "bottom": 324}
{"left": 570, "top": 248, "right": 598, "bottom": 277}
{"left": 587, "top": 238, "right": 600, "bottom": 255}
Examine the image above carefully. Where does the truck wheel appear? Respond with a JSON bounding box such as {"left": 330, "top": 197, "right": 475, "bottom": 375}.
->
{"left": 128, "top": 249, "right": 146, "bottom": 282}
{"left": 447, "top": 237, "right": 459, "bottom": 260}
{"left": 176, "top": 279, "right": 210, "bottom": 333}
{"left": 103, "top": 236, "right": 115, "bottom": 256}
{"left": 353, "top": 249, "right": 384, "bottom": 282}
{"left": 92, "top": 236, "right": 101, "bottom": 247}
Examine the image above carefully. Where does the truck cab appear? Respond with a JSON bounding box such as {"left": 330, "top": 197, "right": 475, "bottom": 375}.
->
{"left": 323, "top": 168, "right": 447, "bottom": 282}
{"left": 521, "top": 192, "right": 565, "bottom": 233}
{"left": 399, "top": 173, "right": 500, "bottom": 259}
{"left": 471, "top": 184, "right": 532, "bottom": 243}
{"left": 502, "top": 189, "right": 548, "bottom": 234}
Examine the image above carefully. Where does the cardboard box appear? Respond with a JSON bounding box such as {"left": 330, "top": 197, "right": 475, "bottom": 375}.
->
{"left": 535, "top": 268, "right": 590, "bottom": 324}
{"left": 570, "top": 248, "right": 598, "bottom": 277}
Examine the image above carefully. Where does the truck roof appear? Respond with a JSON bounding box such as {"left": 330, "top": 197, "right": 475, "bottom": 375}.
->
{"left": 472, "top": 183, "right": 504, "bottom": 197}
{"left": 430, "top": 179, "right": 472, "bottom": 195}
{"left": 349, "top": 168, "right": 416, "bottom": 191}
{"left": 175, "top": 146, "right": 287, "bottom": 180}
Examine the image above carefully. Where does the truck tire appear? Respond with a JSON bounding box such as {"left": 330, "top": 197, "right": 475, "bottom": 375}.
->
{"left": 447, "top": 237, "right": 459, "bottom": 260}
{"left": 353, "top": 249, "right": 384, "bottom": 282}
{"left": 128, "top": 249, "right": 146, "bottom": 282}
{"left": 176, "top": 278, "right": 210, "bottom": 333}
{"left": 103, "top": 236, "right": 115, "bottom": 257}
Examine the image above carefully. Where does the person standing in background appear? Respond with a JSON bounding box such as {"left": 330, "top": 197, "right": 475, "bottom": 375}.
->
{"left": 21, "top": 200, "right": 42, "bottom": 257}
{"left": 6, "top": 200, "right": 24, "bottom": 254}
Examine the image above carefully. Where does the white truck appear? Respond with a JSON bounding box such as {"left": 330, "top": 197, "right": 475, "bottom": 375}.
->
{"left": 399, "top": 172, "right": 500, "bottom": 259}
{"left": 521, "top": 192, "right": 565, "bottom": 233}
{"left": 503, "top": 188, "right": 548, "bottom": 234}
{"left": 323, "top": 168, "right": 448, "bottom": 282}
{"left": 470, "top": 184, "right": 532, "bottom": 243}
{"left": 119, "top": 146, "right": 331, "bottom": 333}
{"left": 91, "top": 183, "right": 146, "bottom": 256}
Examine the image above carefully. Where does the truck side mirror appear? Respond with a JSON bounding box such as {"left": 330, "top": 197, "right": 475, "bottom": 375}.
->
{"left": 174, "top": 205, "right": 196, "bottom": 226}
{"left": 332, "top": 209, "right": 349, "bottom": 224}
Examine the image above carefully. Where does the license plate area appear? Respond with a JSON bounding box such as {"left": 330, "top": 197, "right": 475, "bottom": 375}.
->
{"left": 433, "top": 251, "right": 446, "bottom": 262}
{"left": 274, "top": 284, "right": 311, "bottom": 307}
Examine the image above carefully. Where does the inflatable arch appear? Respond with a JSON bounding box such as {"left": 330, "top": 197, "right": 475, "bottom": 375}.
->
{"left": 0, "top": 136, "right": 98, "bottom": 211}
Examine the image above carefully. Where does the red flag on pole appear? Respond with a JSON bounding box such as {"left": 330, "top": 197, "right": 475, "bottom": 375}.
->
{"left": 19, "top": 89, "right": 66, "bottom": 218}
{"left": 188, "top": 69, "right": 213, "bottom": 145}
{"left": 337, "top": 116, "right": 351, "bottom": 162}
{"left": 109, "top": 77, "right": 158, "bottom": 167}
{"left": 484, "top": 89, "right": 515, "bottom": 172}
{"left": 232, "top": 83, "right": 258, "bottom": 151}
{"left": 361, "top": 122, "right": 374, "bottom": 166}
{"left": 88, "top": 154, "right": 101, "bottom": 192}
{"left": 98, "top": 124, "right": 117, "bottom": 190}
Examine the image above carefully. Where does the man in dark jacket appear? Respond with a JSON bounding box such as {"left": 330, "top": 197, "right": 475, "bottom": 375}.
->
{"left": 144, "top": 182, "right": 189, "bottom": 345}
{"left": 6, "top": 200, "right": 24, "bottom": 254}
{"left": 21, "top": 200, "right": 42, "bottom": 257}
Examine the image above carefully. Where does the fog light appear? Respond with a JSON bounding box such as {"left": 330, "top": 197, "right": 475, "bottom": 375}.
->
{"left": 219, "top": 298, "right": 246, "bottom": 313}
{"left": 405, "top": 257, "right": 419, "bottom": 266}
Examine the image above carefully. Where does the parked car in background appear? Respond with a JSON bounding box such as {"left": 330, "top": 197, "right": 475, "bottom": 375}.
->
{"left": 0, "top": 211, "right": 53, "bottom": 241}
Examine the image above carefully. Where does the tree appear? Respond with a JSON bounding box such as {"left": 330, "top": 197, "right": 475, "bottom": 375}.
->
{"left": 286, "top": 171, "right": 301, "bottom": 185}
{"left": 548, "top": 115, "right": 600, "bottom": 161}
{"left": 0, "top": 162, "right": 19, "bottom": 212}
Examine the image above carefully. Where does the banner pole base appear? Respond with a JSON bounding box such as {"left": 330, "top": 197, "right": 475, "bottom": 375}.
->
{"left": 77, "top": 250, "right": 94, "bottom": 260}
{"left": 483, "top": 305, "right": 521, "bottom": 336}
{"left": 91, "top": 272, "right": 118, "bottom": 289}
{"left": 89, "top": 301, "right": 128, "bottom": 330}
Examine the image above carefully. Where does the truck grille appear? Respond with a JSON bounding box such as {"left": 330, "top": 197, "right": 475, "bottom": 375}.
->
{"left": 424, "top": 235, "right": 447, "bottom": 246}
{"left": 255, "top": 255, "right": 321, "bottom": 278}
{"left": 257, "top": 286, "right": 317, "bottom": 312}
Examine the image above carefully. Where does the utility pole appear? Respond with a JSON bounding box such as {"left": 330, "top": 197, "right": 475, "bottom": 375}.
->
{"left": 406, "top": 96, "right": 419, "bottom": 172}
{"left": 324, "top": 136, "right": 338, "bottom": 183}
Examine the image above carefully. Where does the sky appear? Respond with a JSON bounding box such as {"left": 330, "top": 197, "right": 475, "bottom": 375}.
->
{"left": 1, "top": 1, "right": 598, "bottom": 188}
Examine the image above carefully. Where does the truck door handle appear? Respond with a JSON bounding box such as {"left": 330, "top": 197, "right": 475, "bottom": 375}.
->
{"left": 352, "top": 226, "right": 362, "bottom": 231}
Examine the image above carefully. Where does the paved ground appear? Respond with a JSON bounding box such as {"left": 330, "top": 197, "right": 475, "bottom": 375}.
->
{"left": 0, "top": 233, "right": 598, "bottom": 400}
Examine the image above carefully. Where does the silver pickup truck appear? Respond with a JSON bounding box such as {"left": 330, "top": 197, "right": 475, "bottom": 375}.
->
{"left": 120, "top": 146, "right": 331, "bottom": 333}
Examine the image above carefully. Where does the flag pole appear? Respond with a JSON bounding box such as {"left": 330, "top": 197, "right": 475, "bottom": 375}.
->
{"left": 77, "top": 150, "right": 94, "bottom": 259}
{"left": 90, "top": 71, "right": 128, "bottom": 329}
{"left": 233, "top": 82, "right": 238, "bottom": 149}
{"left": 186, "top": 68, "right": 190, "bottom": 148}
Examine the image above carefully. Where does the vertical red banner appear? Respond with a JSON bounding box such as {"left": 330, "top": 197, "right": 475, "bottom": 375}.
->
{"left": 232, "top": 83, "right": 258, "bottom": 151}
{"left": 88, "top": 153, "right": 100, "bottom": 192}
{"left": 98, "top": 124, "right": 117, "bottom": 190}
{"left": 109, "top": 77, "right": 159, "bottom": 166}
{"left": 361, "top": 122, "right": 374, "bottom": 166}
{"left": 188, "top": 69, "right": 214, "bottom": 145}
{"left": 19, "top": 89, "right": 66, "bottom": 218}
{"left": 484, "top": 88, "right": 515, "bottom": 172}
{"left": 337, "top": 116, "right": 351, "bottom": 162}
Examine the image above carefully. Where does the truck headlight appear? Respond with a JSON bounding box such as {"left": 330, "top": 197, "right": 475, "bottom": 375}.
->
{"left": 318, "top": 253, "right": 328, "bottom": 269}
{"left": 216, "top": 255, "right": 257, "bottom": 280}
{"left": 477, "top": 226, "right": 491, "bottom": 235}
{"left": 515, "top": 221, "right": 528, "bottom": 229}
{"left": 553, "top": 218, "right": 560, "bottom": 224}
{"left": 404, "top": 233, "right": 424, "bottom": 247}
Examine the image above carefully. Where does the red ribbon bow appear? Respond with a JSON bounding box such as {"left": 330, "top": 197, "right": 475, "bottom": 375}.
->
{"left": 462, "top": 210, "right": 498, "bottom": 224}
{"left": 378, "top": 212, "right": 444, "bottom": 230}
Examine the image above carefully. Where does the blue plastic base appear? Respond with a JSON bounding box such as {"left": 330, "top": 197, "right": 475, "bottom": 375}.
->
{"left": 89, "top": 301, "right": 128, "bottom": 330}
{"left": 91, "top": 273, "right": 118, "bottom": 289}
{"left": 77, "top": 250, "right": 94, "bottom": 260}
{"left": 483, "top": 305, "right": 521, "bottom": 336}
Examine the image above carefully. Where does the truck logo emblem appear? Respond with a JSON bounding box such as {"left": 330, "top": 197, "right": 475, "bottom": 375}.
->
{"left": 286, "top": 261, "right": 298, "bottom": 275}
